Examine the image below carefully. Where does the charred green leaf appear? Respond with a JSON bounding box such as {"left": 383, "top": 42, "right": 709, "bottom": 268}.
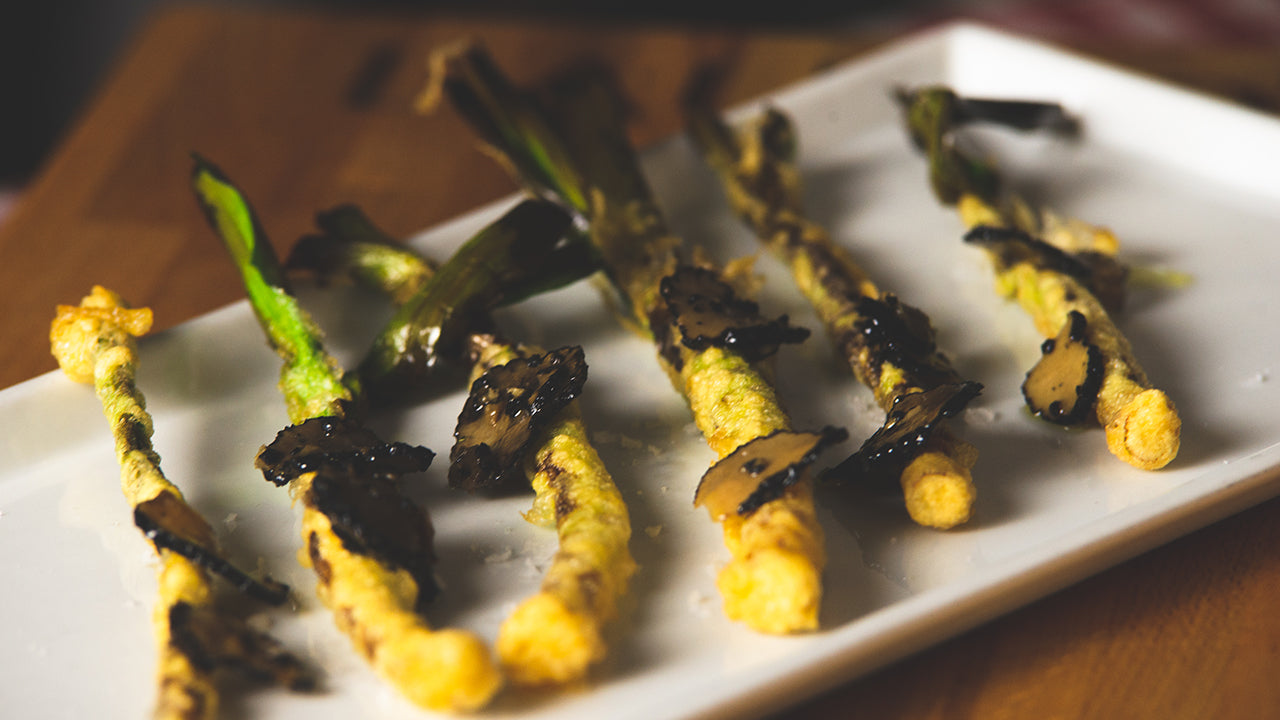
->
{"left": 951, "top": 96, "right": 1080, "bottom": 135}
{"left": 357, "top": 199, "right": 581, "bottom": 398}
{"left": 287, "top": 204, "right": 434, "bottom": 305}
{"left": 893, "top": 86, "right": 1001, "bottom": 205}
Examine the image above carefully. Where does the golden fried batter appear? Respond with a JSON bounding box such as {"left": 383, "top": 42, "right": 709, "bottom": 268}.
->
{"left": 959, "top": 195, "right": 1180, "bottom": 470}
{"left": 687, "top": 100, "right": 979, "bottom": 530}
{"left": 52, "top": 287, "right": 308, "bottom": 720}
{"left": 295, "top": 490, "right": 502, "bottom": 710}
{"left": 467, "top": 341, "right": 636, "bottom": 686}
{"left": 683, "top": 346, "right": 823, "bottom": 632}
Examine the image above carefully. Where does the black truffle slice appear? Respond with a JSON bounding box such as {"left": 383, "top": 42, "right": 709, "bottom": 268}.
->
{"left": 852, "top": 293, "right": 963, "bottom": 388}
{"left": 1022, "top": 310, "right": 1104, "bottom": 425}
{"left": 855, "top": 293, "right": 936, "bottom": 358}
{"left": 448, "top": 345, "right": 588, "bottom": 494}
{"left": 134, "top": 493, "right": 290, "bottom": 606}
{"left": 660, "top": 266, "right": 809, "bottom": 362}
{"left": 255, "top": 414, "right": 435, "bottom": 488}
{"left": 828, "top": 381, "right": 983, "bottom": 485}
{"left": 168, "top": 600, "right": 314, "bottom": 690}
{"left": 963, "top": 224, "right": 1128, "bottom": 312}
{"left": 256, "top": 416, "right": 439, "bottom": 607}
{"left": 694, "top": 426, "right": 847, "bottom": 519}
{"left": 307, "top": 465, "right": 440, "bottom": 608}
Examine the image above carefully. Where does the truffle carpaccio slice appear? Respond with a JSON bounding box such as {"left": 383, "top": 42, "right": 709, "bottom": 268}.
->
{"left": 449, "top": 345, "right": 588, "bottom": 493}
{"left": 255, "top": 415, "right": 439, "bottom": 607}
{"left": 660, "top": 265, "right": 809, "bottom": 361}
{"left": 255, "top": 413, "right": 435, "bottom": 487}
{"left": 830, "top": 381, "right": 982, "bottom": 484}
{"left": 695, "top": 426, "right": 847, "bottom": 519}
{"left": 168, "top": 600, "right": 312, "bottom": 689}
{"left": 963, "top": 224, "right": 1129, "bottom": 312}
{"left": 851, "top": 292, "right": 965, "bottom": 389}
{"left": 1022, "top": 310, "right": 1105, "bottom": 425}
{"left": 134, "top": 493, "right": 290, "bottom": 605}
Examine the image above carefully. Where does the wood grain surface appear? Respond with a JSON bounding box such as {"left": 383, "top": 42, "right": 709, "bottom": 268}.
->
{"left": 3, "top": 5, "right": 1278, "bottom": 719}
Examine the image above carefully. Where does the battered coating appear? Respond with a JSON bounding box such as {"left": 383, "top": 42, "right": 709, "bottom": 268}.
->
{"left": 684, "top": 97, "right": 979, "bottom": 529}
{"left": 897, "top": 86, "right": 1180, "bottom": 471}
{"left": 296, "top": 487, "right": 501, "bottom": 710}
{"left": 497, "top": 411, "right": 635, "bottom": 685}
{"left": 959, "top": 195, "right": 1181, "bottom": 470}
{"left": 192, "top": 158, "right": 503, "bottom": 711}
{"left": 467, "top": 341, "right": 636, "bottom": 686}
{"left": 683, "top": 346, "right": 823, "bottom": 631}
{"left": 286, "top": 203, "right": 638, "bottom": 687}
{"left": 425, "top": 42, "right": 830, "bottom": 634}
{"left": 51, "top": 286, "right": 309, "bottom": 720}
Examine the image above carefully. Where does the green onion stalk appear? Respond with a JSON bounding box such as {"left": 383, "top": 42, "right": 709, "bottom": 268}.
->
{"left": 287, "top": 202, "right": 635, "bottom": 687}
{"left": 50, "top": 285, "right": 311, "bottom": 720}
{"left": 420, "top": 43, "right": 835, "bottom": 635}
{"left": 191, "top": 156, "right": 502, "bottom": 712}
{"left": 895, "top": 86, "right": 1180, "bottom": 471}
{"left": 682, "top": 74, "right": 982, "bottom": 529}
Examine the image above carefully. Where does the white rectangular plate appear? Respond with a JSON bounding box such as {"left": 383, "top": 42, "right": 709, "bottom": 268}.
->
{"left": 5, "top": 22, "right": 1280, "bottom": 720}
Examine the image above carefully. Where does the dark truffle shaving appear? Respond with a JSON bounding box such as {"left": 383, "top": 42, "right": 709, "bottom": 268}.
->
{"left": 963, "top": 224, "right": 1128, "bottom": 311}
{"left": 647, "top": 303, "right": 684, "bottom": 372}
{"left": 448, "top": 345, "right": 588, "bottom": 494}
{"left": 168, "top": 601, "right": 314, "bottom": 690}
{"left": 695, "top": 426, "right": 847, "bottom": 518}
{"left": 854, "top": 293, "right": 933, "bottom": 357}
{"left": 255, "top": 416, "right": 439, "bottom": 608}
{"left": 1022, "top": 310, "right": 1105, "bottom": 425}
{"left": 256, "top": 415, "right": 435, "bottom": 488}
{"left": 660, "top": 265, "right": 809, "bottom": 362}
{"left": 828, "top": 381, "right": 983, "bottom": 485}
{"left": 134, "top": 494, "right": 290, "bottom": 606}
{"left": 307, "top": 468, "right": 440, "bottom": 609}
{"left": 852, "top": 293, "right": 963, "bottom": 388}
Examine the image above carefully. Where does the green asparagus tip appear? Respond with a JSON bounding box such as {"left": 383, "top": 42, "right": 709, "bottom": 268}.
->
{"left": 191, "top": 155, "right": 355, "bottom": 422}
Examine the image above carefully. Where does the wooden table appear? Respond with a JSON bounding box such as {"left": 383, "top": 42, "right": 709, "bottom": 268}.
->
{"left": 4, "top": 5, "right": 1279, "bottom": 718}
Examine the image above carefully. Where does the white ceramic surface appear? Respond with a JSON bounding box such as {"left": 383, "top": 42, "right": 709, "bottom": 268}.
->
{"left": 4, "top": 22, "right": 1280, "bottom": 720}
